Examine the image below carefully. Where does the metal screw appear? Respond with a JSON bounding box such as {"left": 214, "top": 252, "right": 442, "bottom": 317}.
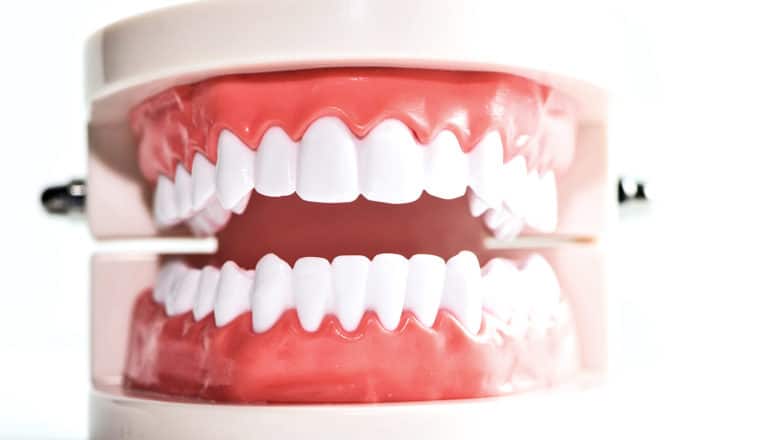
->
{"left": 41, "top": 179, "right": 86, "bottom": 214}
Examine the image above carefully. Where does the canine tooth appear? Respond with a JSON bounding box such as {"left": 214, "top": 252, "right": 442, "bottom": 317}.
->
{"left": 251, "top": 254, "right": 293, "bottom": 333}
{"left": 215, "top": 130, "right": 255, "bottom": 209}
{"left": 359, "top": 119, "right": 424, "bottom": 203}
{"left": 154, "top": 175, "right": 179, "bottom": 226}
{"left": 481, "top": 259, "right": 519, "bottom": 322}
{"left": 366, "top": 254, "right": 408, "bottom": 331}
{"left": 331, "top": 255, "right": 369, "bottom": 332}
{"left": 192, "top": 266, "right": 220, "bottom": 321}
{"left": 424, "top": 131, "right": 469, "bottom": 199}
{"left": 174, "top": 164, "right": 194, "bottom": 219}
{"left": 404, "top": 254, "right": 445, "bottom": 328}
{"left": 296, "top": 117, "right": 359, "bottom": 203}
{"left": 293, "top": 257, "right": 333, "bottom": 332}
{"left": 468, "top": 132, "right": 505, "bottom": 208}
{"left": 525, "top": 170, "right": 558, "bottom": 232}
{"left": 166, "top": 268, "right": 201, "bottom": 316}
{"left": 154, "top": 261, "right": 186, "bottom": 302}
{"left": 214, "top": 262, "right": 254, "bottom": 326}
{"left": 254, "top": 127, "right": 298, "bottom": 197}
{"left": 191, "top": 153, "right": 216, "bottom": 210}
{"left": 468, "top": 191, "right": 490, "bottom": 217}
{"left": 442, "top": 251, "right": 483, "bottom": 334}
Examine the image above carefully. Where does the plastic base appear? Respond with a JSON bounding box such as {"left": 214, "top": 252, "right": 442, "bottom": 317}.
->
{"left": 90, "top": 385, "right": 605, "bottom": 439}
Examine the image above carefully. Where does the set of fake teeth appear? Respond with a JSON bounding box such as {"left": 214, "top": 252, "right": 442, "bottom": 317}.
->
{"left": 153, "top": 117, "right": 560, "bottom": 237}
{"left": 154, "top": 251, "right": 567, "bottom": 336}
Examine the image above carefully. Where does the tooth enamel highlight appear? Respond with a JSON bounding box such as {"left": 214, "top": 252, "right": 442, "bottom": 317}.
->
{"left": 215, "top": 130, "right": 256, "bottom": 209}
{"left": 366, "top": 254, "right": 409, "bottom": 331}
{"left": 253, "top": 127, "right": 298, "bottom": 197}
{"left": 442, "top": 251, "right": 483, "bottom": 334}
{"left": 331, "top": 255, "right": 369, "bottom": 332}
{"left": 424, "top": 131, "right": 469, "bottom": 199}
{"left": 192, "top": 266, "right": 220, "bottom": 321}
{"left": 251, "top": 254, "right": 293, "bottom": 333}
{"left": 153, "top": 176, "right": 179, "bottom": 227}
{"left": 293, "top": 257, "right": 333, "bottom": 332}
{"left": 214, "top": 262, "right": 254, "bottom": 326}
{"left": 359, "top": 119, "right": 424, "bottom": 203}
{"left": 404, "top": 254, "right": 445, "bottom": 328}
{"left": 165, "top": 268, "right": 201, "bottom": 316}
{"left": 191, "top": 153, "right": 216, "bottom": 210}
{"left": 296, "top": 117, "right": 359, "bottom": 203}
{"left": 173, "top": 164, "right": 194, "bottom": 219}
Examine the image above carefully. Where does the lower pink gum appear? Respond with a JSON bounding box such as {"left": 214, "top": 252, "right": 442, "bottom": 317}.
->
{"left": 124, "top": 290, "right": 579, "bottom": 403}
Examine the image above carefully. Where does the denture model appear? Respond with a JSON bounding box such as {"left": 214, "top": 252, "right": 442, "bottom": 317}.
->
{"left": 84, "top": 1, "right": 609, "bottom": 438}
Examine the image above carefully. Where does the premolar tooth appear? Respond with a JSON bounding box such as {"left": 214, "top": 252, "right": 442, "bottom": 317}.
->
{"left": 293, "top": 257, "right": 333, "bottom": 332}
{"left": 424, "top": 130, "right": 469, "bottom": 199}
{"left": 251, "top": 254, "right": 293, "bottom": 333}
{"left": 231, "top": 192, "right": 250, "bottom": 215}
{"left": 173, "top": 164, "right": 193, "bottom": 219}
{"left": 359, "top": 119, "right": 424, "bottom": 203}
{"left": 215, "top": 130, "right": 255, "bottom": 209}
{"left": 468, "top": 191, "right": 490, "bottom": 217}
{"left": 296, "top": 117, "right": 359, "bottom": 203}
{"left": 253, "top": 127, "right": 298, "bottom": 197}
{"left": 153, "top": 175, "right": 179, "bottom": 226}
{"left": 480, "top": 259, "right": 519, "bottom": 322}
{"left": 468, "top": 132, "right": 505, "bottom": 208}
{"left": 483, "top": 208, "right": 508, "bottom": 230}
{"left": 192, "top": 266, "right": 220, "bottom": 321}
{"left": 154, "top": 261, "right": 185, "bottom": 302}
{"left": 191, "top": 153, "right": 216, "bottom": 210}
{"left": 214, "top": 262, "right": 254, "bottom": 326}
{"left": 493, "top": 215, "right": 525, "bottom": 239}
{"left": 404, "top": 254, "right": 445, "bottom": 328}
{"left": 500, "top": 155, "right": 528, "bottom": 216}
{"left": 442, "top": 251, "right": 482, "bottom": 334}
{"left": 522, "top": 254, "right": 561, "bottom": 317}
{"left": 166, "top": 268, "right": 201, "bottom": 316}
{"left": 525, "top": 170, "right": 558, "bottom": 232}
{"left": 366, "top": 254, "right": 408, "bottom": 331}
{"left": 331, "top": 255, "right": 369, "bottom": 332}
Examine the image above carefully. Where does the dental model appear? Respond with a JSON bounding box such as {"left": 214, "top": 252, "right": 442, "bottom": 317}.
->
{"left": 85, "top": 1, "right": 609, "bottom": 438}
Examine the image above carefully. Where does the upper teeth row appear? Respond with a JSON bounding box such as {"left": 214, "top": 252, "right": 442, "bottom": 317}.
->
{"left": 153, "top": 117, "right": 558, "bottom": 237}
{"left": 154, "top": 251, "right": 566, "bottom": 336}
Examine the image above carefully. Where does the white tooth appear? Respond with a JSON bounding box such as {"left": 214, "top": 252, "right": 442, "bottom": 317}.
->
{"left": 500, "top": 155, "right": 529, "bottom": 216}
{"left": 153, "top": 175, "right": 179, "bottom": 226}
{"left": 296, "top": 117, "right": 359, "bottom": 203}
{"left": 525, "top": 170, "right": 558, "bottom": 232}
{"left": 199, "top": 198, "right": 231, "bottom": 233}
{"left": 192, "top": 266, "right": 220, "bottom": 321}
{"left": 231, "top": 192, "right": 250, "bottom": 215}
{"left": 191, "top": 153, "right": 216, "bottom": 210}
{"left": 214, "top": 262, "right": 254, "bottom": 326}
{"left": 186, "top": 212, "right": 211, "bottom": 236}
{"left": 481, "top": 259, "right": 519, "bottom": 322}
{"left": 442, "top": 251, "right": 482, "bottom": 334}
{"left": 424, "top": 130, "right": 469, "bottom": 199}
{"left": 215, "top": 130, "right": 255, "bottom": 209}
{"left": 331, "top": 255, "right": 369, "bottom": 332}
{"left": 404, "top": 254, "right": 445, "bottom": 328}
{"left": 366, "top": 254, "right": 408, "bottom": 331}
{"left": 493, "top": 215, "right": 525, "bottom": 239}
{"left": 154, "top": 261, "right": 186, "bottom": 303}
{"left": 468, "top": 191, "right": 490, "bottom": 217}
{"left": 173, "top": 164, "right": 194, "bottom": 219}
{"left": 521, "top": 255, "right": 561, "bottom": 318}
{"left": 483, "top": 208, "right": 508, "bottom": 230}
{"left": 251, "top": 254, "right": 293, "bottom": 333}
{"left": 166, "top": 268, "right": 201, "bottom": 316}
{"left": 359, "top": 119, "right": 424, "bottom": 203}
{"left": 254, "top": 127, "right": 298, "bottom": 197}
{"left": 468, "top": 132, "right": 505, "bottom": 208}
{"left": 293, "top": 257, "right": 333, "bottom": 332}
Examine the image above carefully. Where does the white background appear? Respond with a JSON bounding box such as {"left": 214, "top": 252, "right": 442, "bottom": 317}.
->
{"left": 1, "top": 1, "right": 769, "bottom": 438}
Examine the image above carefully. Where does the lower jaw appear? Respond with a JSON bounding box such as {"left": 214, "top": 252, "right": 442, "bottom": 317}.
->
{"left": 124, "top": 290, "right": 579, "bottom": 404}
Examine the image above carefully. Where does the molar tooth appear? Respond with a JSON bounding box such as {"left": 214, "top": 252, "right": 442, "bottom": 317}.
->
{"left": 214, "top": 262, "right": 254, "bottom": 326}
{"left": 468, "top": 190, "right": 490, "bottom": 217}
{"left": 404, "top": 254, "right": 445, "bottom": 328}
{"left": 525, "top": 170, "right": 558, "bottom": 232}
{"left": 251, "top": 254, "right": 293, "bottom": 333}
{"left": 424, "top": 131, "right": 469, "bottom": 199}
{"left": 215, "top": 130, "right": 256, "bottom": 209}
{"left": 192, "top": 266, "right": 220, "bottom": 321}
{"left": 253, "top": 127, "right": 298, "bottom": 197}
{"left": 153, "top": 175, "right": 179, "bottom": 226}
{"left": 331, "top": 255, "right": 369, "bottom": 332}
{"left": 166, "top": 268, "right": 201, "bottom": 316}
{"left": 154, "top": 261, "right": 186, "bottom": 303}
{"left": 173, "top": 164, "right": 194, "bottom": 219}
{"left": 468, "top": 132, "right": 505, "bottom": 208}
{"left": 481, "top": 259, "right": 519, "bottom": 322}
{"left": 442, "top": 251, "right": 483, "bottom": 334}
{"left": 296, "top": 117, "right": 359, "bottom": 203}
{"left": 294, "top": 257, "right": 333, "bottom": 332}
{"left": 191, "top": 153, "right": 216, "bottom": 210}
{"left": 359, "top": 119, "right": 424, "bottom": 203}
{"left": 366, "top": 254, "right": 408, "bottom": 331}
